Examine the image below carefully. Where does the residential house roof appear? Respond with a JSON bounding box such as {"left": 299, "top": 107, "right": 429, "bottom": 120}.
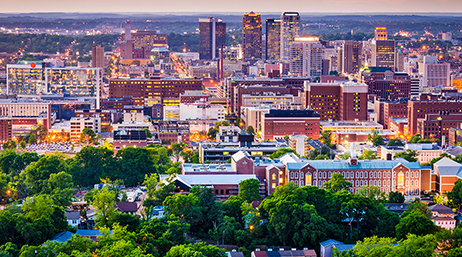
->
{"left": 232, "top": 151, "right": 251, "bottom": 162}
{"left": 65, "top": 211, "right": 80, "bottom": 220}
{"left": 320, "top": 239, "right": 342, "bottom": 247}
{"left": 428, "top": 204, "right": 454, "bottom": 215}
{"left": 116, "top": 202, "right": 138, "bottom": 213}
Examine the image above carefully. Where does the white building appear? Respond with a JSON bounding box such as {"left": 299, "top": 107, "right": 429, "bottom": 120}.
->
{"left": 419, "top": 56, "right": 451, "bottom": 88}
{"left": 179, "top": 100, "right": 225, "bottom": 121}
{"left": 289, "top": 37, "right": 323, "bottom": 77}
{"left": 289, "top": 134, "right": 309, "bottom": 156}
{"left": 70, "top": 116, "right": 101, "bottom": 141}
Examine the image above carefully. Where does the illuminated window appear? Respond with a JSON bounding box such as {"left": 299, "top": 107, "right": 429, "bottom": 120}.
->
{"left": 272, "top": 173, "right": 276, "bottom": 180}
{"left": 398, "top": 172, "right": 404, "bottom": 187}
{"left": 306, "top": 173, "right": 312, "bottom": 185}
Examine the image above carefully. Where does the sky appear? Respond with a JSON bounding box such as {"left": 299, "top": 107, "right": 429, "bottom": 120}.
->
{"left": 1, "top": 0, "right": 462, "bottom": 13}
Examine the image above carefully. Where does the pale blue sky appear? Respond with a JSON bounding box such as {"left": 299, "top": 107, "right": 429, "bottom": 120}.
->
{"left": 1, "top": 0, "right": 461, "bottom": 13}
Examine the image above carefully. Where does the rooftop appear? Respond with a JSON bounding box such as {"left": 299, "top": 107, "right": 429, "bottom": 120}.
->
{"left": 287, "top": 159, "right": 424, "bottom": 171}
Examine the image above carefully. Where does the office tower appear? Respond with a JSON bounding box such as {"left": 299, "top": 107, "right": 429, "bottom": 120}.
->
{"left": 375, "top": 27, "right": 388, "bottom": 40}
{"left": 419, "top": 56, "right": 451, "bottom": 88}
{"left": 341, "top": 41, "right": 362, "bottom": 74}
{"left": 289, "top": 37, "right": 323, "bottom": 77}
{"left": 7, "top": 63, "right": 44, "bottom": 95}
{"left": 266, "top": 18, "right": 281, "bottom": 61}
{"left": 242, "top": 11, "right": 262, "bottom": 59}
{"left": 371, "top": 27, "right": 395, "bottom": 69}
{"left": 92, "top": 45, "right": 104, "bottom": 68}
{"left": 199, "top": 17, "right": 226, "bottom": 60}
{"left": 280, "top": 12, "right": 300, "bottom": 62}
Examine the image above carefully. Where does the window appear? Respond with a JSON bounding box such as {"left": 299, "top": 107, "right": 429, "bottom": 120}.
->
{"left": 272, "top": 183, "right": 276, "bottom": 189}
{"left": 324, "top": 172, "right": 327, "bottom": 178}
{"left": 295, "top": 181, "right": 298, "bottom": 186}
{"left": 388, "top": 172, "right": 391, "bottom": 178}
{"left": 342, "top": 172, "right": 345, "bottom": 177}
{"left": 365, "top": 181, "right": 368, "bottom": 186}
{"left": 295, "top": 172, "right": 298, "bottom": 179}
{"left": 360, "top": 172, "right": 363, "bottom": 178}
{"left": 314, "top": 173, "right": 317, "bottom": 179}
{"left": 411, "top": 180, "right": 414, "bottom": 186}
{"left": 272, "top": 173, "right": 276, "bottom": 180}
{"left": 356, "top": 172, "right": 359, "bottom": 178}
{"left": 346, "top": 172, "right": 350, "bottom": 178}
{"left": 378, "top": 172, "right": 381, "bottom": 178}
{"left": 314, "top": 180, "right": 317, "bottom": 186}
{"left": 406, "top": 180, "right": 409, "bottom": 186}
{"left": 356, "top": 180, "right": 359, "bottom": 186}
{"left": 378, "top": 180, "right": 381, "bottom": 186}
{"left": 301, "top": 172, "right": 304, "bottom": 178}
{"left": 374, "top": 172, "right": 377, "bottom": 178}
{"left": 290, "top": 172, "right": 294, "bottom": 179}
{"left": 415, "top": 172, "right": 419, "bottom": 178}
{"left": 393, "top": 172, "right": 396, "bottom": 178}
{"left": 360, "top": 181, "right": 363, "bottom": 186}
{"left": 365, "top": 172, "right": 368, "bottom": 178}
{"left": 300, "top": 180, "right": 304, "bottom": 186}
{"left": 370, "top": 172, "right": 373, "bottom": 178}
{"left": 306, "top": 173, "right": 312, "bottom": 185}
{"left": 328, "top": 172, "right": 332, "bottom": 178}
{"left": 406, "top": 172, "right": 409, "bottom": 178}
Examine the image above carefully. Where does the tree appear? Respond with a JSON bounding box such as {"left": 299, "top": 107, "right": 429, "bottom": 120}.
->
{"left": 171, "top": 143, "right": 187, "bottom": 162}
{"left": 166, "top": 243, "right": 226, "bottom": 257}
{"left": 69, "top": 146, "right": 115, "bottom": 187}
{"left": 387, "top": 138, "right": 404, "bottom": 146}
{"left": 396, "top": 210, "right": 438, "bottom": 240}
{"left": 142, "top": 173, "right": 159, "bottom": 198}
{"left": 394, "top": 150, "right": 418, "bottom": 162}
{"left": 80, "top": 128, "right": 96, "bottom": 144}
{"left": 388, "top": 191, "right": 405, "bottom": 203}
{"left": 319, "top": 130, "right": 334, "bottom": 148}
{"left": 269, "top": 148, "right": 298, "bottom": 159}
{"left": 140, "top": 128, "right": 153, "bottom": 139}
{"left": 2, "top": 141, "right": 16, "bottom": 150}
{"left": 323, "top": 173, "right": 352, "bottom": 192}
{"left": 163, "top": 193, "right": 201, "bottom": 223}
{"left": 19, "top": 141, "right": 26, "bottom": 149}
{"left": 356, "top": 185, "right": 386, "bottom": 203}
{"left": 22, "top": 194, "right": 55, "bottom": 220}
{"left": 246, "top": 126, "right": 255, "bottom": 135}
{"left": 238, "top": 178, "right": 262, "bottom": 203}
{"left": 409, "top": 133, "right": 432, "bottom": 144}
{"left": 368, "top": 131, "right": 384, "bottom": 146}
{"left": 448, "top": 179, "right": 462, "bottom": 209}
{"left": 433, "top": 194, "right": 444, "bottom": 205}
{"left": 358, "top": 149, "right": 377, "bottom": 160}
{"left": 92, "top": 187, "right": 117, "bottom": 228}
{"left": 27, "top": 133, "right": 36, "bottom": 144}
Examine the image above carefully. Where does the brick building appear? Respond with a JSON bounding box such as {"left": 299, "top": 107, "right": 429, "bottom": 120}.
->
{"left": 416, "top": 112, "right": 462, "bottom": 141}
{"left": 0, "top": 118, "right": 12, "bottom": 143}
{"left": 262, "top": 109, "right": 320, "bottom": 140}
{"left": 361, "top": 67, "right": 410, "bottom": 100}
{"left": 303, "top": 81, "right": 368, "bottom": 121}
{"left": 109, "top": 78, "right": 203, "bottom": 106}
{"left": 408, "top": 99, "right": 462, "bottom": 136}
{"left": 374, "top": 98, "right": 408, "bottom": 129}
{"left": 100, "top": 96, "right": 135, "bottom": 112}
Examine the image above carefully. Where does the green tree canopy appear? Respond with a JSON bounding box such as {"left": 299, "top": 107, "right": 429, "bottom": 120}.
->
{"left": 238, "top": 178, "right": 262, "bottom": 203}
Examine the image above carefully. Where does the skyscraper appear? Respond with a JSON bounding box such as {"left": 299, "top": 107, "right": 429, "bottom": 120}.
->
{"left": 280, "top": 12, "right": 300, "bottom": 62}
{"left": 242, "top": 11, "right": 262, "bottom": 59}
{"left": 289, "top": 37, "right": 323, "bottom": 77}
{"left": 199, "top": 17, "right": 226, "bottom": 60}
{"left": 371, "top": 27, "right": 395, "bottom": 69}
{"left": 266, "top": 18, "right": 281, "bottom": 61}
{"left": 341, "top": 41, "right": 362, "bottom": 74}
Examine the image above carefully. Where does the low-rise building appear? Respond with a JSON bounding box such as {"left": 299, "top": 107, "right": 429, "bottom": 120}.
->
{"left": 70, "top": 116, "right": 101, "bottom": 141}
{"left": 262, "top": 109, "right": 320, "bottom": 140}
{"left": 428, "top": 204, "right": 456, "bottom": 230}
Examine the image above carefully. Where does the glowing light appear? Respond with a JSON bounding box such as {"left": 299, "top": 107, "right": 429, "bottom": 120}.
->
{"left": 294, "top": 37, "right": 319, "bottom": 42}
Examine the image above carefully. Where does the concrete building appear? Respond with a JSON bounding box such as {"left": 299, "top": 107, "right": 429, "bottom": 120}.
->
{"left": 419, "top": 56, "right": 451, "bottom": 88}
{"left": 289, "top": 37, "right": 323, "bottom": 77}
{"left": 70, "top": 116, "right": 101, "bottom": 141}
{"left": 303, "top": 81, "right": 368, "bottom": 121}
{"left": 92, "top": 45, "right": 105, "bottom": 68}
{"left": 179, "top": 100, "right": 225, "bottom": 121}
{"left": 340, "top": 41, "right": 362, "bottom": 74}
{"left": 241, "top": 106, "right": 270, "bottom": 133}
{"left": 374, "top": 98, "right": 408, "bottom": 129}
{"left": 371, "top": 28, "right": 395, "bottom": 69}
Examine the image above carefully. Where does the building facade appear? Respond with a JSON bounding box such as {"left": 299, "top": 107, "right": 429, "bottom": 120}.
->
{"left": 242, "top": 12, "right": 262, "bottom": 59}
{"left": 280, "top": 12, "right": 300, "bottom": 62}
{"left": 266, "top": 18, "right": 281, "bottom": 61}
{"left": 289, "top": 37, "right": 323, "bottom": 77}
{"left": 199, "top": 17, "right": 226, "bottom": 60}
{"left": 262, "top": 109, "right": 321, "bottom": 140}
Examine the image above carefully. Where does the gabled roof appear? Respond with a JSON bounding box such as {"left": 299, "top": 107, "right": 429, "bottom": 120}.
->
{"left": 232, "top": 151, "right": 251, "bottom": 162}
{"left": 434, "top": 157, "right": 461, "bottom": 167}
{"left": 279, "top": 153, "right": 301, "bottom": 165}
{"left": 320, "top": 239, "right": 342, "bottom": 247}
{"left": 65, "top": 211, "right": 80, "bottom": 220}
{"left": 446, "top": 146, "right": 462, "bottom": 157}
{"left": 228, "top": 252, "right": 244, "bottom": 257}
{"left": 116, "top": 202, "right": 138, "bottom": 213}
{"left": 428, "top": 204, "right": 454, "bottom": 215}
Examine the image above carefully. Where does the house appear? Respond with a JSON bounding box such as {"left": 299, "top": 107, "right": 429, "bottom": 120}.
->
{"left": 251, "top": 248, "right": 317, "bottom": 257}
{"left": 428, "top": 204, "right": 456, "bottom": 230}
{"left": 65, "top": 211, "right": 80, "bottom": 227}
{"left": 320, "top": 239, "right": 354, "bottom": 257}
{"left": 116, "top": 202, "right": 138, "bottom": 215}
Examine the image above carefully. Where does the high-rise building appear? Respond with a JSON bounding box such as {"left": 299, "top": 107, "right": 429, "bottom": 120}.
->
{"left": 7, "top": 63, "right": 45, "bottom": 95}
{"left": 289, "top": 37, "right": 323, "bottom": 77}
{"left": 341, "top": 41, "right": 362, "bottom": 74}
{"left": 266, "top": 18, "right": 281, "bottom": 61}
{"left": 280, "top": 12, "right": 300, "bottom": 62}
{"left": 92, "top": 45, "right": 105, "bottom": 68}
{"left": 395, "top": 49, "right": 404, "bottom": 72}
{"left": 361, "top": 67, "right": 410, "bottom": 100}
{"left": 199, "top": 17, "right": 226, "bottom": 60}
{"left": 419, "top": 56, "right": 451, "bottom": 88}
{"left": 242, "top": 12, "right": 262, "bottom": 59}
{"left": 371, "top": 27, "right": 395, "bottom": 69}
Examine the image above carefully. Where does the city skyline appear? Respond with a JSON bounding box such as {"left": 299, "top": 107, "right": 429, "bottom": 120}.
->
{"left": 1, "top": 0, "right": 462, "bottom": 14}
